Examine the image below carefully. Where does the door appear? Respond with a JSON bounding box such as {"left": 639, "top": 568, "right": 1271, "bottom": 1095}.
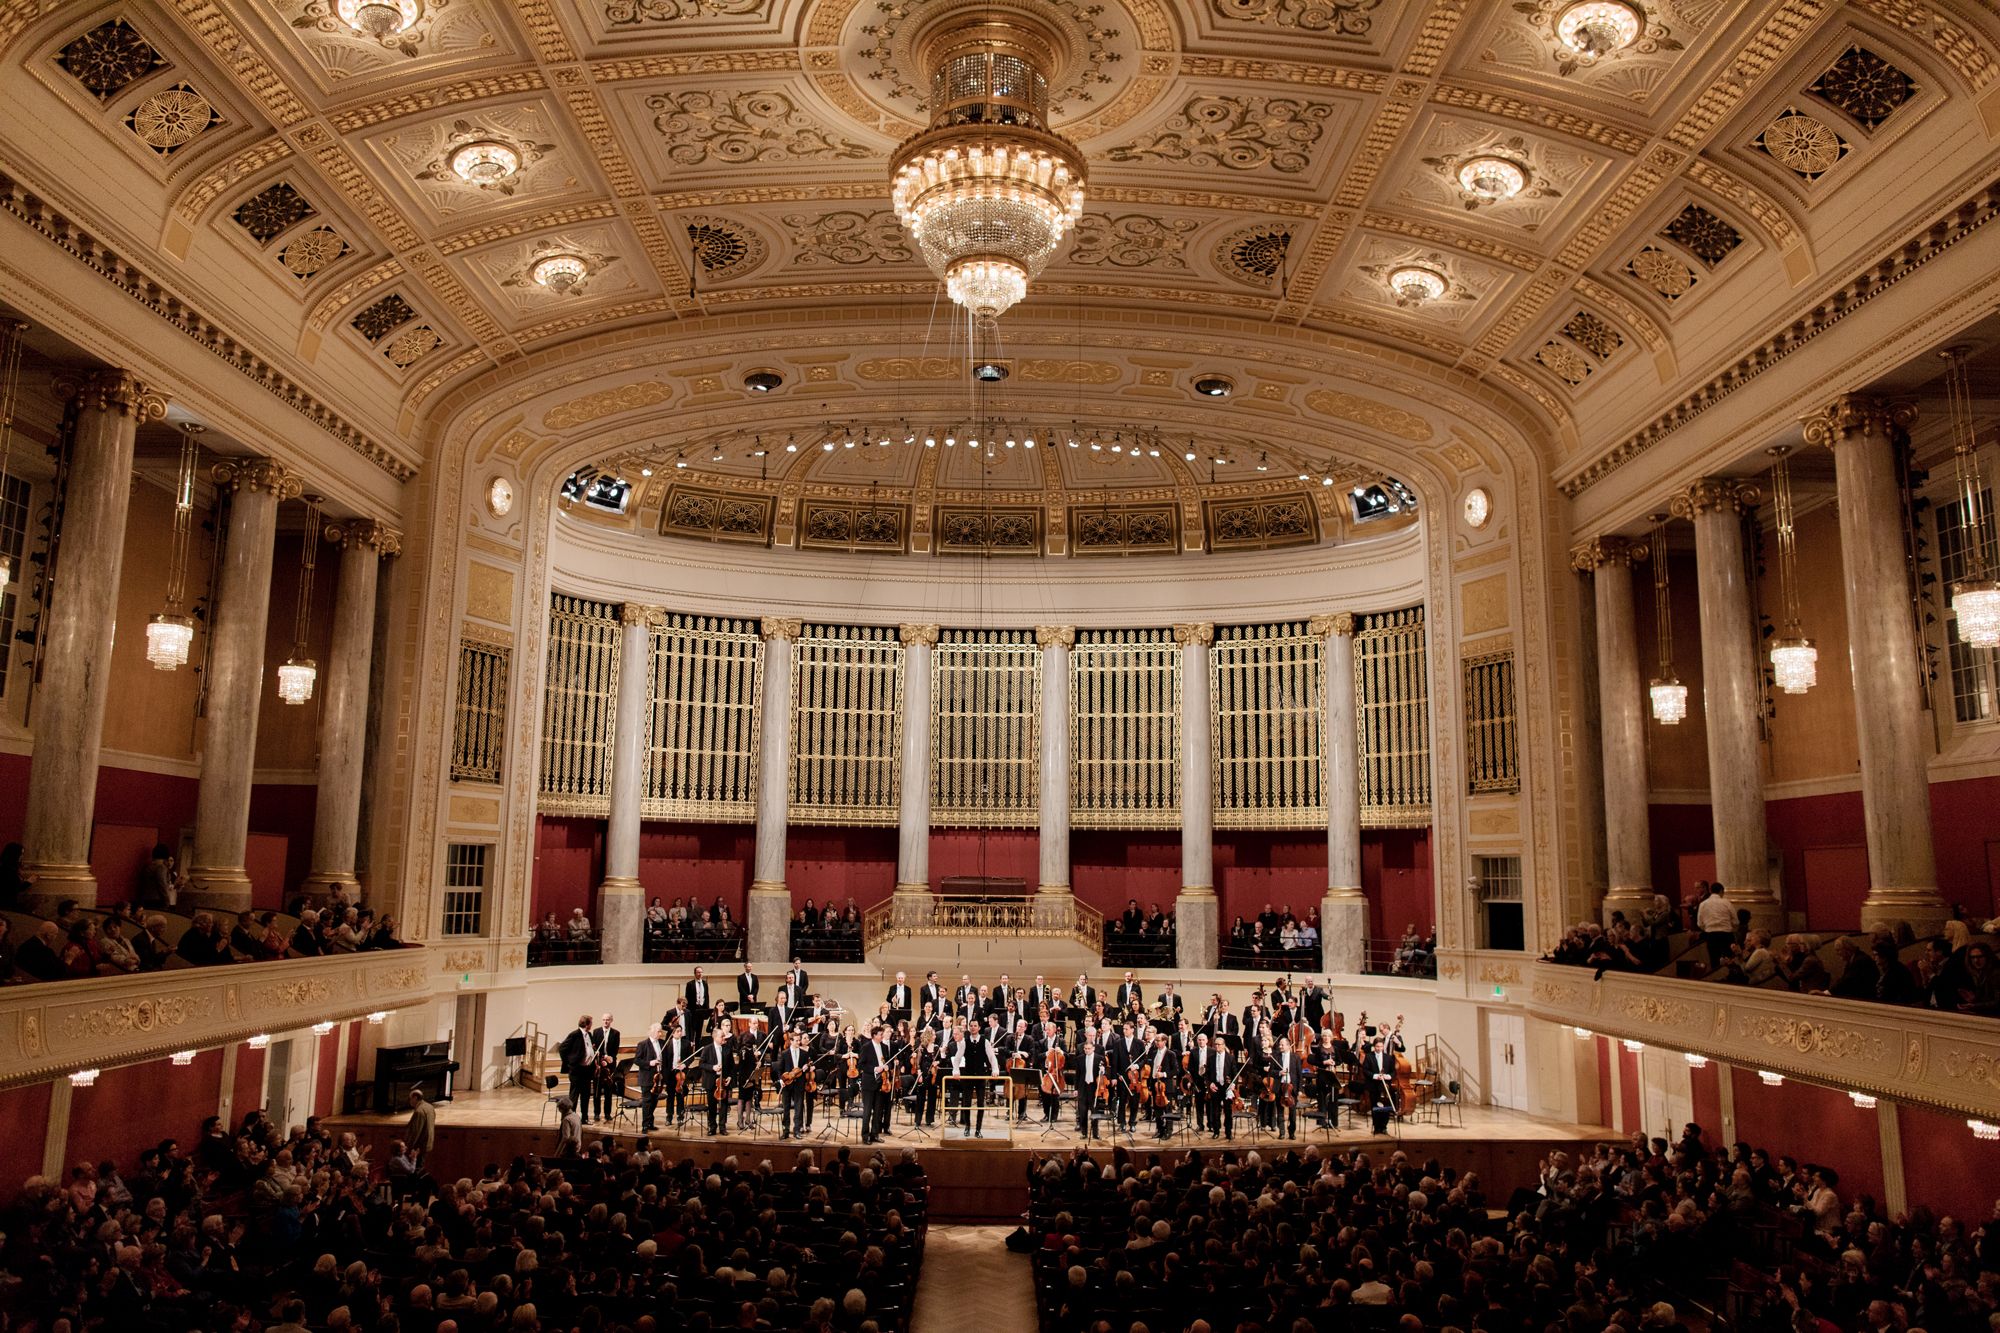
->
{"left": 1485, "top": 1012, "right": 1527, "bottom": 1110}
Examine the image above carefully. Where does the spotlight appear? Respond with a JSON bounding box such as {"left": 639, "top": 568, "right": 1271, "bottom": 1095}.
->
{"left": 972, "top": 362, "right": 1009, "bottom": 383}
{"left": 1193, "top": 376, "right": 1234, "bottom": 398}
{"left": 744, "top": 369, "right": 784, "bottom": 393}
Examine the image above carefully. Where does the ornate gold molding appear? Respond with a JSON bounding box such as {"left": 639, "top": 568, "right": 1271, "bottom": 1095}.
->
{"left": 1669, "top": 477, "right": 1761, "bottom": 518}
{"left": 1568, "top": 535, "right": 1647, "bottom": 572}
{"left": 56, "top": 370, "right": 169, "bottom": 422}
{"left": 326, "top": 519, "right": 403, "bottom": 557}
{"left": 1800, "top": 395, "right": 1918, "bottom": 448}
{"left": 1034, "top": 624, "right": 1076, "bottom": 648}
{"left": 620, "top": 602, "right": 667, "bottom": 628}
{"left": 899, "top": 623, "right": 941, "bottom": 647}
{"left": 760, "top": 617, "right": 804, "bottom": 641}
{"left": 211, "top": 458, "right": 305, "bottom": 500}
{"left": 1173, "top": 622, "right": 1214, "bottom": 647}
{"left": 1307, "top": 611, "right": 1356, "bottom": 637}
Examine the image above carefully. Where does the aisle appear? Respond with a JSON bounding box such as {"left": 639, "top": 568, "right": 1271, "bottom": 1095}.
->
{"left": 910, "top": 1225, "right": 1035, "bottom": 1333}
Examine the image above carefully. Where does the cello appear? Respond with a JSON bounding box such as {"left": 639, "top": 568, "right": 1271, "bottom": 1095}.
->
{"left": 1041, "top": 1046, "right": 1068, "bottom": 1096}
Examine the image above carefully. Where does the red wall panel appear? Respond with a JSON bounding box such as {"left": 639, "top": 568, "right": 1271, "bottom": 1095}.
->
{"left": 786, "top": 826, "right": 896, "bottom": 910}
{"left": 1595, "top": 1037, "right": 1613, "bottom": 1128}
{"left": 313, "top": 1028, "right": 339, "bottom": 1118}
{"left": 0, "top": 1081, "right": 51, "bottom": 1197}
{"left": 636, "top": 821, "right": 754, "bottom": 918}
{"left": 929, "top": 828, "right": 1037, "bottom": 889}
{"left": 1366, "top": 829, "right": 1434, "bottom": 941}
{"left": 1646, "top": 803, "right": 1715, "bottom": 908}
{"left": 88, "top": 766, "right": 201, "bottom": 904}
{"left": 1070, "top": 831, "right": 1181, "bottom": 918}
{"left": 0, "top": 750, "right": 26, "bottom": 849}
{"left": 231, "top": 1044, "right": 266, "bottom": 1124}
{"left": 1618, "top": 1044, "right": 1640, "bottom": 1133}
{"left": 1215, "top": 831, "right": 1324, "bottom": 931}
{"left": 1688, "top": 1060, "right": 1722, "bottom": 1143}
{"left": 1898, "top": 1103, "right": 2000, "bottom": 1222}
{"left": 248, "top": 782, "right": 319, "bottom": 905}
{"left": 1727, "top": 1068, "right": 1884, "bottom": 1206}
{"left": 1929, "top": 776, "right": 2000, "bottom": 920}
{"left": 531, "top": 815, "right": 603, "bottom": 926}
{"left": 67, "top": 1051, "right": 223, "bottom": 1175}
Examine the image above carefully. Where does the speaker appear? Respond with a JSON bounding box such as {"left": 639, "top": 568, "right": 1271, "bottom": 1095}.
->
{"left": 504, "top": 1036, "right": 528, "bottom": 1058}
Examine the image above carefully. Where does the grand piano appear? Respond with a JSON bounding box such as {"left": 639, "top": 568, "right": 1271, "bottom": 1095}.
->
{"left": 371, "top": 1041, "right": 460, "bottom": 1112}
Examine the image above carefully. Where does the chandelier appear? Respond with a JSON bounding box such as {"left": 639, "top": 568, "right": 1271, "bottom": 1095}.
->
{"left": 1388, "top": 266, "right": 1447, "bottom": 307}
{"left": 277, "top": 496, "right": 321, "bottom": 706}
{"left": 531, "top": 253, "right": 589, "bottom": 294}
{"left": 146, "top": 422, "right": 203, "bottom": 671}
{"left": 888, "top": 15, "right": 1087, "bottom": 321}
{"left": 1942, "top": 347, "right": 2000, "bottom": 647}
{"left": 1766, "top": 445, "right": 1817, "bottom": 693}
{"left": 0, "top": 318, "right": 21, "bottom": 596}
{"left": 337, "top": 0, "right": 420, "bottom": 36}
{"left": 1458, "top": 155, "right": 1526, "bottom": 201}
{"left": 1648, "top": 512, "right": 1688, "bottom": 724}
{"left": 1555, "top": 2, "right": 1642, "bottom": 57}
{"left": 450, "top": 139, "right": 519, "bottom": 185}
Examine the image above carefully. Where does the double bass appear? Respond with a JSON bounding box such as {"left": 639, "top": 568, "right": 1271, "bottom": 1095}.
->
{"left": 1041, "top": 1046, "right": 1068, "bottom": 1096}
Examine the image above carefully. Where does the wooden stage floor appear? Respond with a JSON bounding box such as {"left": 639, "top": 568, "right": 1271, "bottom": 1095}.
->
{"left": 331, "top": 1088, "right": 1618, "bottom": 1220}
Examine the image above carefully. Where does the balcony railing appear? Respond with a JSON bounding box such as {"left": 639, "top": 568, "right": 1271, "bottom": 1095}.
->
{"left": 864, "top": 894, "right": 1104, "bottom": 954}
{"left": 0, "top": 947, "right": 433, "bottom": 1088}
{"left": 1522, "top": 961, "right": 2000, "bottom": 1122}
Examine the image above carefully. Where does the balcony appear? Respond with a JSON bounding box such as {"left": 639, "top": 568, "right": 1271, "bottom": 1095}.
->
{"left": 1522, "top": 961, "right": 2000, "bottom": 1122}
{"left": 0, "top": 948, "right": 433, "bottom": 1088}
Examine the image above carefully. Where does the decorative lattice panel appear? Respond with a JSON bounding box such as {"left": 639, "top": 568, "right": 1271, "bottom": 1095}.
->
{"left": 1070, "top": 628, "right": 1181, "bottom": 829}
{"left": 1354, "top": 606, "right": 1432, "bottom": 826}
{"left": 931, "top": 629, "right": 1040, "bottom": 826}
{"left": 790, "top": 625, "right": 903, "bottom": 825}
{"left": 538, "top": 593, "right": 621, "bottom": 814}
{"left": 641, "top": 613, "right": 762, "bottom": 821}
{"left": 1463, "top": 649, "right": 1520, "bottom": 796}
{"left": 1212, "top": 622, "right": 1325, "bottom": 829}
{"left": 450, "top": 639, "right": 509, "bottom": 785}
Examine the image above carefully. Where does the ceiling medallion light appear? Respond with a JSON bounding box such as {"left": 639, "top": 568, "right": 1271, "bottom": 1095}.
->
{"left": 1942, "top": 348, "right": 2000, "bottom": 647}
{"left": 1555, "top": 1, "right": 1643, "bottom": 57}
{"left": 147, "top": 421, "right": 203, "bottom": 671}
{"left": 1388, "top": 265, "right": 1447, "bottom": 307}
{"left": 1193, "top": 375, "right": 1234, "bottom": 398}
{"left": 744, "top": 369, "right": 784, "bottom": 393}
{"left": 450, "top": 139, "right": 520, "bottom": 185}
{"left": 337, "top": 0, "right": 421, "bottom": 36}
{"left": 1648, "top": 512, "right": 1688, "bottom": 725}
{"left": 1457, "top": 155, "right": 1527, "bottom": 201}
{"left": 888, "top": 14, "right": 1087, "bottom": 322}
{"left": 1767, "top": 445, "right": 1817, "bottom": 694}
{"left": 530, "top": 253, "right": 588, "bottom": 294}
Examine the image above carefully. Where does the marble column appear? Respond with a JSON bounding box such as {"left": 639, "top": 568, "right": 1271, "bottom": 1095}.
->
{"left": 598, "top": 603, "right": 660, "bottom": 964}
{"left": 185, "top": 459, "right": 302, "bottom": 912}
{"left": 748, "top": 617, "right": 801, "bottom": 963}
{"left": 1036, "top": 625, "right": 1074, "bottom": 894}
{"left": 1570, "top": 537, "right": 1653, "bottom": 926}
{"left": 1674, "top": 479, "right": 1781, "bottom": 929}
{"left": 1311, "top": 612, "right": 1366, "bottom": 973}
{"left": 19, "top": 371, "right": 166, "bottom": 912}
{"left": 894, "top": 623, "right": 938, "bottom": 927}
{"left": 300, "top": 521, "right": 399, "bottom": 905}
{"left": 1175, "top": 622, "right": 1217, "bottom": 969}
{"left": 1803, "top": 397, "right": 1947, "bottom": 933}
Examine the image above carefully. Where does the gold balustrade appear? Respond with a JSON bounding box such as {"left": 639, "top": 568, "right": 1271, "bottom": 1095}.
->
{"left": 864, "top": 895, "right": 1103, "bottom": 954}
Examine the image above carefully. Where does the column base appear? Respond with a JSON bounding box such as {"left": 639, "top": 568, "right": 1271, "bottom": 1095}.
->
{"left": 182, "top": 866, "right": 254, "bottom": 914}
{"left": 1860, "top": 886, "right": 1951, "bottom": 937}
{"left": 1037, "top": 882, "right": 1072, "bottom": 895}
{"left": 1319, "top": 892, "right": 1367, "bottom": 975}
{"left": 597, "top": 876, "right": 644, "bottom": 965}
{"left": 891, "top": 884, "right": 933, "bottom": 930}
{"left": 747, "top": 879, "right": 791, "bottom": 965}
{"left": 1175, "top": 887, "right": 1218, "bottom": 970}
{"left": 17, "top": 860, "right": 98, "bottom": 915}
{"left": 298, "top": 871, "right": 362, "bottom": 906}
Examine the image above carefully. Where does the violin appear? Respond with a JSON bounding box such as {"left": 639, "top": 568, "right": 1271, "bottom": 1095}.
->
{"left": 844, "top": 1052, "right": 860, "bottom": 1080}
{"left": 1041, "top": 1047, "right": 1067, "bottom": 1095}
{"left": 1261, "top": 1072, "right": 1277, "bottom": 1103}
{"left": 1095, "top": 1063, "right": 1111, "bottom": 1101}
{"left": 1127, "top": 1063, "right": 1147, "bottom": 1098}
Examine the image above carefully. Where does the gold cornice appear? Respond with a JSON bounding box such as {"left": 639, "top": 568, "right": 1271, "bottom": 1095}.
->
{"left": 1801, "top": 396, "right": 1918, "bottom": 449}
{"left": 56, "top": 370, "right": 168, "bottom": 422}
{"left": 1669, "top": 477, "right": 1760, "bottom": 519}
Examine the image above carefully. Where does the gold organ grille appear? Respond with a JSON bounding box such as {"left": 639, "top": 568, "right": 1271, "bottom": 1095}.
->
{"left": 538, "top": 593, "right": 622, "bottom": 815}
{"left": 931, "top": 629, "right": 1041, "bottom": 826}
{"left": 641, "top": 614, "right": 763, "bottom": 821}
{"left": 1070, "top": 628, "right": 1181, "bottom": 829}
{"left": 1355, "top": 607, "right": 1433, "bottom": 827}
{"left": 1211, "top": 622, "right": 1326, "bottom": 830}
{"left": 1463, "top": 649, "right": 1520, "bottom": 795}
{"left": 790, "top": 625, "right": 904, "bottom": 825}
{"left": 450, "top": 639, "right": 509, "bottom": 785}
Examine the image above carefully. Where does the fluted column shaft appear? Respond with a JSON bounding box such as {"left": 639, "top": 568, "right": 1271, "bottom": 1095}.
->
{"left": 19, "top": 372, "right": 165, "bottom": 911}
{"left": 1175, "top": 623, "right": 1217, "bottom": 969}
{"left": 1676, "top": 481, "right": 1779, "bottom": 926}
{"left": 598, "top": 604, "right": 658, "bottom": 963}
{"left": 895, "top": 625, "right": 937, "bottom": 898}
{"left": 1037, "top": 626, "right": 1074, "bottom": 893}
{"left": 1312, "top": 612, "right": 1366, "bottom": 971}
{"left": 187, "top": 459, "right": 301, "bottom": 912}
{"left": 1804, "top": 398, "right": 1945, "bottom": 932}
{"left": 1572, "top": 538, "right": 1653, "bottom": 924}
{"left": 302, "top": 522, "right": 398, "bottom": 903}
{"left": 748, "top": 617, "right": 801, "bottom": 963}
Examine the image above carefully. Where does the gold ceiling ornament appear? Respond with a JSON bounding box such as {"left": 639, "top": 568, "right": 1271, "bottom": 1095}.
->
{"left": 146, "top": 421, "right": 204, "bottom": 672}
{"left": 449, "top": 138, "right": 520, "bottom": 185}
{"left": 1554, "top": 2, "right": 1642, "bottom": 58}
{"left": 1940, "top": 347, "right": 2000, "bottom": 648}
{"left": 888, "top": 12, "right": 1088, "bottom": 321}
{"left": 1764, "top": 445, "right": 1816, "bottom": 694}
{"left": 336, "top": 0, "right": 421, "bottom": 36}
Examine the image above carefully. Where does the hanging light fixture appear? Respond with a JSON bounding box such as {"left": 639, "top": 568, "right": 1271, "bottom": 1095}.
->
{"left": 1458, "top": 155, "right": 1527, "bottom": 201}
{"left": 1388, "top": 265, "right": 1447, "bottom": 307}
{"left": 146, "top": 422, "right": 203, "bottom": 671}
{"left": 0, "top": 318, "right": 23, "bottom": 596}
{"left": 336, "top": 0, "right": 420, "bottom": 36}
{"left": 277, "top": 497, "right": 321, "bottom": 706}
{"left": 1555, "top": 1, "right": 1643, "bottom": 56}
{"left": 1648, "top": 512, "right": 1688, "bottom": 724}
{"left": 531, "top": 253, "right": 589, "bottom": 294}
{"left": 1849, "top": 1091, "right": 1877, "bottom": 1109}
{"left": 1942, "top": 347, "right": 2000, "bottom": 647}
{"left": 888, "top": 14, "right": 1087, "bottom": 321}
{"left": 449, "top": 139, "right": 520, "bottom": 185}
{"left": 1766, "top": 444, "right": 1817, "bottom": 693}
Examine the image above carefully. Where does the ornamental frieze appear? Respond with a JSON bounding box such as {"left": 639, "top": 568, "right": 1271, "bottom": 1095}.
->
{"left": 1616, "top": 994, "right": 1695, "bottom": 1028}
{"left": 57, "top": 994, "right": 215, "bottom": 1042}
{"left": 1942, "top": 1050, "right": 2000, "bottom": 1093}
{"left": 247, "top": 978, "right": 336, "bottom": 1010}
{"left": 1735, "top": 1013, "right": 1886, "bottom": 1062}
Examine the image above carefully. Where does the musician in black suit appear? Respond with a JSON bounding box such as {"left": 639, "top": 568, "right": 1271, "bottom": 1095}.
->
{"left": 920, "top": 970, "right": 945, "bottom": 1018}
{"left": 685, "top": 969, "right": 713, "bottom": 1038}
{"left": 660, "top": 1022, "right": 694, "bottom": 1129}
{"left": 886, "top": 971, "right": 913, "bottom": 1019}
{"left": 592, "top": 1012, "right": 621, "bottom": 1121}
{"left": 953, "top": 974, "right": 978, "bottom": 1015}
{"left": 1210, "top": 998, "right": 1241, "bottom": 1044}
{"left": 558, "top": 1015, "right": 598, "bottom": 1126}
{"left": 1068, "top": 974, "right": 1096, "bottom": 1043}
{"left": 699, "top": 1028, "right": 731, "bottom": 1134}
{"left": 1301, "top": 977, "right": 1330, "bottom": 1033}
{"left": 777, "top": 1031, "right": 812, "bottom": 1137}
{"left": 1265, "top": 1039, "right": 1301, "bottom": 1138}
{"left": 990, "top": 974, "right": 1014, "bottom": 1018}
{"left": 857, "top": 1023, "right": 893, "bottom": 1144}
{"left": 786, "top": 959, "right": 810, "bottom": 997}
{"left": 1144, "top": 1033, "right": 1176, "bottom": 1139}
{"left": 1074, "top": 1026, "right": 1104, "bottom": 1138}
{"left": 1026, "top": 975, "right": 1056, "bottom": 1019}
{"left": 736, "top": 961, "right": 760, "bottom": 1009}
{"left": 1156, "top": 982, "right": 1184, "bottom": 1020}
{"left": 1106, "top": 1018, "right": 1139, "bottom": 1130}
{"left": 1203, "top": 1035, "right": 1235, "bottom": 1139}
{"left": 1116, "top": 971, "right": 1143, "bottom": 1011}
{"left": 1359, "top": 1037, "right": 1398, "bottom": 1133}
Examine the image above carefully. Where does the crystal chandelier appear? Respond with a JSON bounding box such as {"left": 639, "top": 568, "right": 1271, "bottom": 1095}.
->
{"left": 146, "top": 422, "right": 203, "bottom": 671}
{"left": 1555, "top": 1, "right": 1643, "bottom": 56}
{"left": 1458, "top": 155, "right": 1527, "bottom": 201}
{"left": 531, "top": 253, "right": 589, "bottom": 293}
{"left": 277, "top": 496, "right": 321, "bottom": 706}
{"left": 337, "top": 0, "right": 420, "bottom": 36}
{"left": 1766, "top": 444, "right": 1817, "bottom": 693}
{"left": 449, "top": 139, "right": 519, "bottom": 185}
{"left": 1942, "top": 347, "right": 2000, "bottom": 647}
{"left": 888, "top": 15, "right": 1087, "bottom": 321}
{"left": 1388, "top": 266, "right": 1447, "bottom": 307}
{"left": 0, "top": 318, "right": 22, "bottom": 597}
{"left": 1649, "top": 513, "right": 1688, "bottom": 724}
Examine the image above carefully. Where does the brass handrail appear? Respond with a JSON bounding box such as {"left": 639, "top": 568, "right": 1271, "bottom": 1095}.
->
{"left": 864, "top": 894, "right": 1103, "bottom": 954}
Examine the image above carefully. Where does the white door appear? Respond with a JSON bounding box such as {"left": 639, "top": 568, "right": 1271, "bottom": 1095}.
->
{"left": 1485, "top": 1013, "right": 1527, "bottom": 1110}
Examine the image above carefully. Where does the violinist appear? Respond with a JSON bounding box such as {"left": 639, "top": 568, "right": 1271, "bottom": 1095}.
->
{"left": 1265, "top": 1036, "right": 1301, "bottom": 1138}
{"left": 1113, "top": 1018, "right": 1147, "bottom": 1131}
{"left": 777, "top": 1030, "right": 813, "bottom": 1139}
{"left": 1200, "top": 1033, "right": 1235, "bottom": 1140}
{"left": 915, "top": 999, "right": 942, "bottom": 1038}
{"left": 633, "top": 1022, "right": 669, "bottom": 1134}
{"left": 698, "top": 1024, "right": 731, "bottom": 1136}
{"left": 1005, "top": 1018, "right": 1034, "bottom": 1123}
{"left": 832, "top": 1023, "right": 862, "bottom": 1111}
{"left": 1074, "top": 1021, "right": 1104, "bottom": 1139}
{"left": 1170, "top": 1015, "right": 1195, "bottom": 1062}
{"left": 857, "top": 1022, "right": 893, "bottom": 1145}
{"left": 1145, "top": 1032, "right": 1176, "bottom": 1139}
{"left": 912, "top": 1028, "right": 940, "bottom": 1127}
{"left": 730, "top": 1024, "right": 762, "bottom": 1131}
{"left": 1360, "top": 1035, "right": 1398, "bottom": 1134}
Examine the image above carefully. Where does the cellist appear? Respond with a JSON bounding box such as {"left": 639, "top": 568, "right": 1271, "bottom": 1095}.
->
{"left": 1145, "top": 1031, "right": 1176, "bottom": 1140}
{"left": 1036, "top": 1020, "right": 1066, "bottom": 1124}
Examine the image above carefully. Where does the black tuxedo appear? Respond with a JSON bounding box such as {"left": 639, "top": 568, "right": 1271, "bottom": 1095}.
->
{"left": 857, "top": 1038, "right": 893, "bottom": 1141}
{"left": 1075, "top": 1045, "right": 1104, "bottom": 1135}
{"left": 1026, "top": 985, "right": 1055, "bottom": 1016}
{"left": 736, "top": 970, "right": 760, "bottom": 1007}
{"left": 886, "top": 983, "right": 912, "bottom": 1014}
{"left": 1360, "top": 1051, "right": 1397, "bottom": 1110}
{"left": 786, "top": 966, "right": 810, "bottom": 995}
{"left": 558, "top": 1027, "right": 599, "bottom": 1124}
{"left": 699, "top": 1041, "right": 731, "bottom": 1133}
{"left": 1116, "top": 982, "right": 1143, "bottom": 1010}
{"left": 1203, "top": 1048, "right": 1235, "bottom": 1136}
{"left": 1157, "top": 991, "right": 1184, "bottom": 1018}
{"left": 920, "top": 982, "right": 945, "bottom": 1015}
{"left": 592, "top": 1026, "right": 622, "bottom": 1119}
{"left": 685, "top": 978, "right": 712, "bottom": 1036}
{"left": 778, "top": 1047, "right": 812, "bottom": 1135}
{"left": 634, "top": 1034, "right": 674, "bottom": 1130}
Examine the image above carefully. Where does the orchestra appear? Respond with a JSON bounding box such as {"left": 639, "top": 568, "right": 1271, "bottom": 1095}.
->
{"left": 552, "top": 969, "right": 1431, "bottom": 1144}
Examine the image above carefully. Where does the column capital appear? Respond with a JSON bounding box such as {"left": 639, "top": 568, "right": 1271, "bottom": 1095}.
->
{"left": 1569, "top": 535, "right": 1648, "bottom": 571}
{"left": 1173, "top": 622, "right": 1213, "bottom": 647}
{"left": 760, "top": 616, "right": 803, "bottom": 642}
{"left": 210, "top": 457, "right": 304, "bottom": 500}
{"left": 56, "top": 369, "right": 167, "bottom": 422}
{"left": 899, "top": 622, "right": 941, "bottom": 647}
{"left": 1670, "top": 477, "right": 1760, "bottom": 519}
{"left": 1801, "top": 395, "right": 1916, "bottom": 448}
{"left": 1033, "top": 624, "right": 1074, "bottom": 648}
{"left": 325, "top": 519, "right": 402, "bottom": 556}
{"left": 620, "top": 602, "right": 666, "bottom": 628}
{"left": 1307, "top": 611, "right": 1356, "bottom": 638}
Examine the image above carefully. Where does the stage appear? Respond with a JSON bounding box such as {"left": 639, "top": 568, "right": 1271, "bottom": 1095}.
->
{"left": 328, "top": 1087, "right": 1619, "bottom": 1220}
